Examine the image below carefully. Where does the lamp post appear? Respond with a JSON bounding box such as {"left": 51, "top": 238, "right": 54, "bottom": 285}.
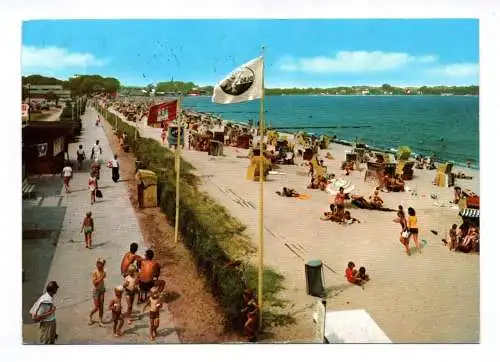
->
{"left": 27, "top": 83, "right": 31, "bottom": 122}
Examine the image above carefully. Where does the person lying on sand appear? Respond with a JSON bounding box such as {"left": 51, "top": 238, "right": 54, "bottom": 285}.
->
{"left": 276, "top": 187, "right": 300, "bottom": 197}
{"left": 455, "top": 171, "right": 473, "bottom": 180}
{"left": 350, "top": 195, "right": 396, "bottom": 212}
{"left": 343, "top": 211, "right": 361, "bottom": 225}
{"left": 321, "top": 209, "right": 360, "bottom": 224}
{"left": 382, "top": 174, "right": 405, "bottom": 192}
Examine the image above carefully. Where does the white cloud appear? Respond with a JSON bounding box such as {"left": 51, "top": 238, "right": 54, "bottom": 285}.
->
{"left": 427, "top": 63, "right": 479, "bottom": 78}
{"left": 278, "top": 51, "right": 438, "bottom": 73}
{"left": 22, "top": 45, "right": 109, "bottom": 70}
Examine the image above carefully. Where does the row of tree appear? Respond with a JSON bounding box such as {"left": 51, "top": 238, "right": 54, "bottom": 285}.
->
{"left": 265, "top": 84, "right": 479, "bottom": 96}
{"left": 22, "top": 74, "right": 479, "bottom": 97}
{"left": 22, "top": 75, "right": 121, "bottom": 97}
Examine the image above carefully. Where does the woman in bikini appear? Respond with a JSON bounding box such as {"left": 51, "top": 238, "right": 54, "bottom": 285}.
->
{"left": 407, "top": 207, "right": 422, "bottom": 254}
{"left": 89, "top": 258, "right": 106, "bottom": 326}
{"left": 395, "top": 205, "right": 411, "bottom": 255}
{"left": 80, "top": 212, "right": 95, "bottom": 249}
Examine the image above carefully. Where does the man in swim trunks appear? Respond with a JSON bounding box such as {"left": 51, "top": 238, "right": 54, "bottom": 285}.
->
{"left": 138, "top": 249, "right": 160, "bottom": 303}
{"left": 120, "top": 242, "right": 143, "bottom": 277}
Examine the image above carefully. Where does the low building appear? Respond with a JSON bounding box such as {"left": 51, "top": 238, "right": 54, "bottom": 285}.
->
{"left": 25, "top": 84, "right": 72, "bottom": 101}
{"left": 22, "top": 121, "right": 74, "bottom": 175}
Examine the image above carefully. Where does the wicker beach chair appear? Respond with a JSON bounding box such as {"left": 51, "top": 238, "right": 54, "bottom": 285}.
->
{"left": 364, "top": 161, "right": 385, "bottom": 184}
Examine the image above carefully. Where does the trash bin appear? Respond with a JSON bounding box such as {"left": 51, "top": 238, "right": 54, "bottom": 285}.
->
{"left": 305, "top": 260, "right": 325, "bottom": 298}
{"left": 135, "top": 169, "right": 158, "bottom": 208}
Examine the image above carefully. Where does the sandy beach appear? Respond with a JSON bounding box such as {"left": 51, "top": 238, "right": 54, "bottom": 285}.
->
{"left": 108, "top": 105, "right": 480, "bottom": 343}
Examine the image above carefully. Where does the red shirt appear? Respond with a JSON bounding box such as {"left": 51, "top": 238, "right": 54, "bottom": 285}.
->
{"left": 345, "top": 267, "right": 355, "bottom": 283}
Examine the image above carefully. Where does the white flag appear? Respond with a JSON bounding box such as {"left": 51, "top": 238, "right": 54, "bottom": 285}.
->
{"left": 212, "top": 56, "right": 263, "bottom": 104}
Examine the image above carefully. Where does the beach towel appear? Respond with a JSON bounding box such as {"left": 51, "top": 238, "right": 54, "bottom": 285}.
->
{"left": 295, "top": 194, "right": 311, "bottom": 200}
{"left": 30, "top": 292, "right": 54, "bottom": 321}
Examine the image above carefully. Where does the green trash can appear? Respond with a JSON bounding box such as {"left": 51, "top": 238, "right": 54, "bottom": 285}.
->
{"left": 305, "top": 260, "right": 325, "bottom": 298}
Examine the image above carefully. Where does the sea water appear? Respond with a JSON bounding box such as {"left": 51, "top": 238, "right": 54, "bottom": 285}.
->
{"left": 182, "top": 95, "right": 479, "bottom": 168}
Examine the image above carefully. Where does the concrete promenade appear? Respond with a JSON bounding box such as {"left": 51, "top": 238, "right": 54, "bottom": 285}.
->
{"left": 23, "top": 106, "right": 179, "bottom": 344}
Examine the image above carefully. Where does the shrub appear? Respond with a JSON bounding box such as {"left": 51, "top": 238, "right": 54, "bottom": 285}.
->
{"left": 98, "top": 104, "right": 294, "bottom": 333}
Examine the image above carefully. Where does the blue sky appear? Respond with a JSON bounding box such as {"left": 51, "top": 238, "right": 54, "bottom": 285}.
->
{"left": 22, "top": 19, "right": 479, "bottom": 87}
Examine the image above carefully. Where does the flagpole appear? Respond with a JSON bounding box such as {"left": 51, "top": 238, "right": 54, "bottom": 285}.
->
{"left": 174, "top": 95, "right": 183, "bottom": 244}
{"left": 258, "top": 46, "right": 265, "bottom": 332}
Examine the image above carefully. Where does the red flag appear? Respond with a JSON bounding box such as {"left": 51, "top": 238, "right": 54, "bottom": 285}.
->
{"left": 147, "top": 100, "right": 178, "bottom": 126}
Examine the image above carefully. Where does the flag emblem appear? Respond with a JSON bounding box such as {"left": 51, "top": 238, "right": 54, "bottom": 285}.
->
{"left": 212, "top": 56, "right": 263, "bottom": 104}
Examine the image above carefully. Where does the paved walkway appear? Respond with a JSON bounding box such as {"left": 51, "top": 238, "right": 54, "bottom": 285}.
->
{"left": 23, "top": 106, "right": 179, "bottom": 344}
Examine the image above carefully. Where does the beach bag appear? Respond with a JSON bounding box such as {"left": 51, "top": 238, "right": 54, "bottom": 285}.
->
{"left": 401, "top": 230, "right": 410, "bottom": 239}
{"left": 96, "top": 189, "right": 103, "bottom": 198}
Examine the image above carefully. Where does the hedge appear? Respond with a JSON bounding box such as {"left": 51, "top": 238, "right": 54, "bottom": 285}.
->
{"left": 98, "top": 104, "right": 294, "bottom": 333}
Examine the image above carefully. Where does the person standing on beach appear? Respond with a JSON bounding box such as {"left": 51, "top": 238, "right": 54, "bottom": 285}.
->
{"left": 407, "top": 207, "right": 422, "bottom": 253}
{"left": 89, "top": 258, "right": 106, "bottom": 326}
{"left": 30, "top": 281, "right": 59, "bottom": 344}
{"left": 61, "top": 162, "right": 73, "bottom": 194}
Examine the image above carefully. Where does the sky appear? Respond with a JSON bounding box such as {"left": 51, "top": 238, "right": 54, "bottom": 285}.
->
{"left": 21, "top": 19, "right": 479, "bottom": 88}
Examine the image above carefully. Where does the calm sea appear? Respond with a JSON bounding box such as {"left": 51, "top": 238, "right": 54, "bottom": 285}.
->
{"left": 182, "top": 95, "right": 479, "bottom": 168}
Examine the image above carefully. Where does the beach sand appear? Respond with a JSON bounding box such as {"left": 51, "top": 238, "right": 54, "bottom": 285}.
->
{"left": 110, "top": 107, "right": 480, "bottom": 343}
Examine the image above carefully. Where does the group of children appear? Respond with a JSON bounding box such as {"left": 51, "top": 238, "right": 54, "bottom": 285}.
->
{"left": 443, "top": 223, "right": 480, "bottom": 253}
{"left": 345, "top": 261, "right": 370, "bottom": 288}
{"left": 88, "top": 243, "right": 165, "bottom": 341}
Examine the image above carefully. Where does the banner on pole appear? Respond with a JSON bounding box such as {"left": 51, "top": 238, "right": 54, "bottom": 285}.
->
{"left": 147, "top": 100, "right": 178, "bottom": 127}
{"left": 212, "top": 56, "right": 263, "bottom": 104}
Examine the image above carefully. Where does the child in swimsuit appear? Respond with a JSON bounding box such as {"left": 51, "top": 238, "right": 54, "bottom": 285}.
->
{"left": 123, "top": 266, "right": 139, "bottom": 325}
{"left": 89, "top": 258, "right": 106, "bottom": 326}
{"left": 109, "top": 286, "right": 125, "bottom": 337}
{"left": 80, "top": 212, "right": 94, "bottom": 249}
{"left": 143, "top": 287, "right": 162, "bottom": 341}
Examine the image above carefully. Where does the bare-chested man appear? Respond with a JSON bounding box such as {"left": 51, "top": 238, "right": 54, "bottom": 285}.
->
{"left": 120, "top": 243, "right": 143, "bottom": 277}
{"left": 138, "top": 249, "right": 161, "bottom": 303}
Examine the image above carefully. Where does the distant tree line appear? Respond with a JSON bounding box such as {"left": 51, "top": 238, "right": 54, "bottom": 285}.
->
{"left": 22, "top": 75, "right": 479, "bottom": 97}
{"left": 22, "top": 74, "right": 121, "bottom": 97}
{"left": 265, "top": 84, "right": 479, "bottom": 96}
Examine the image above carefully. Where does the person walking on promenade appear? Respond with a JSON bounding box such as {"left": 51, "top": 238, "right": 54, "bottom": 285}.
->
{"left": 76, "top": 145, "right": 86, "bottom": 170}
{"left": 407, "top": 207, "right": 422, "bottom": 254}
{"left": 89, "top": 258, "right": 106, "bottom": 327}
{"left": 88, "top": 173, "right": 98, "bottom": 205}
{"left": 91, "top": 140, "right": 102, "bottom": 162}
{"left": 80, "top": 211, "right": 95, "bottom": 249}
{"left": 30, "top": 281, "right": 60, "bottom": 344}
{"left": 143, "top": 286, "right": 163, "bottom": 341}
{"left": 161, "top": 127, "right": 166, "bottom": 145}
{"left": 61, "top": 162, "right": 73, "bottom": 194}
{"left": 109, "top": 286, "right": 125, "bottom": 337}
{"left": 109, "top": 154, "right": 120, "bottom": 183}
{"left": 138, "top": 250, "right": 161, "bottom": 304}
{"left": 123, "top": 266, "right": 139, "bottom": 325}
{"left": 120, "top": 242, "right": 143, "bottom": 277}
